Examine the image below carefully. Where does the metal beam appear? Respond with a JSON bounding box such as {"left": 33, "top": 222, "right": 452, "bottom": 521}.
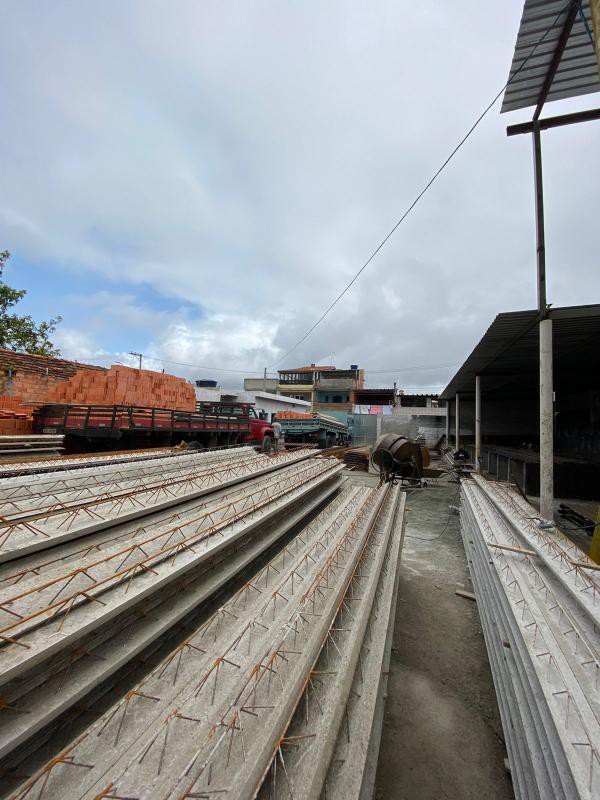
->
{"left": 507, "top": 107, "right": 600, "bottom": 136}
{"left": 533, "top": 1, "right": 578, "bottom": 121}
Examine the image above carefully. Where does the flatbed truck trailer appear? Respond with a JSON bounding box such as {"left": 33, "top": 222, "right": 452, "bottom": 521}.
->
{"left": 33, "top": 403, "right": 272, "bottom": 452}
{"left": 277, "top": 414, "right": 349, "bottom": 448}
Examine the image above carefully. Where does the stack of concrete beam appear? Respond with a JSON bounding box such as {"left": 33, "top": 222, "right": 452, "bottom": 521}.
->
{"left": 0, "top": 446, "right": 188, "bottom": 477}
{"left": 461, "top": 474, "right": 600, "bottom": 800}
{"left": 0, "top": 434, "right": 64, "bottom": 459}
{"left": 0, "top": 447, "right": 303, "bottom": 561}
{"left": 0, "top": 452, "right": 406, "bottom": 799}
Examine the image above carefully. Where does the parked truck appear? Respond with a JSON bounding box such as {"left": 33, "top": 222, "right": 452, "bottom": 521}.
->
{"left": 274, "top": 411, "right": 349, "bottom": 448}
{"left": 34, "top": 402, "right": 274, "bottom": 452}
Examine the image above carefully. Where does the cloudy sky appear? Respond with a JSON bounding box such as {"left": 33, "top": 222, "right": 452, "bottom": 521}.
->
{"left": 1, "top": 1, "right": 598, "bottom": 392}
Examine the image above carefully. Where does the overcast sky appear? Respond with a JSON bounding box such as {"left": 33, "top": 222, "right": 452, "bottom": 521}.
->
{"left": 1, "top": 1, "right": 598, "bottom": 392}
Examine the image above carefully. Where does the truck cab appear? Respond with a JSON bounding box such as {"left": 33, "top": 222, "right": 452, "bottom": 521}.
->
{"left": 197, "top": 402, "right": 275, "bottom": 451}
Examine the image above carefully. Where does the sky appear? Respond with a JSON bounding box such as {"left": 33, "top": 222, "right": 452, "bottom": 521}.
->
{"left": 1, "top": 1, "right": 598, "bottom": 393}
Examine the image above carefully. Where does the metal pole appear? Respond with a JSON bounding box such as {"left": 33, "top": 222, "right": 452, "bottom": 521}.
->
{"left": 540, "top": 318, "right": 554, "bottom": 520}
{"left": 533, "top": 126, "right": 546, "bottom": 311}
{"left": 475, "top": 375, "right": 481, "bottom": 473}
{"left": 534, "top": 125, "right": 554, "bottom": 521}
{"left": 455, "top": 393, "right": 460, "bottom": 451}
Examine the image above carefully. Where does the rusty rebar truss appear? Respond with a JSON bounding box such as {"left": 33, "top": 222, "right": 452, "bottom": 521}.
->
{"left": 0, "top": 459, "right": 333, "bottom": 653}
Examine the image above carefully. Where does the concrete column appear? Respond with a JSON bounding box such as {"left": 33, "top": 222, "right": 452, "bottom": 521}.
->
{"left": 455, "top": 393, "right": 460, "bottom": 451}
{"left": 445, "top": 400, "right": 450, "bottom": 444}
{"left": 539, "top": 318, "right": 554, "bottom": 520}
{"left": 475, "top": 375, "right": 481, "bottom": 473}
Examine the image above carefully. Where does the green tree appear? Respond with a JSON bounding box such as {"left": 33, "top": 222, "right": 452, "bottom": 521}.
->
{"left": 0, "top": 250, "right": 62, "bottom": 356}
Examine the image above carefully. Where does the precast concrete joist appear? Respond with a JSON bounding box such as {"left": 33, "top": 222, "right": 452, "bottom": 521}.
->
{"left": 0, "top": 446, "right": 257, "bottom": 503}
{"left": 6, "top": 484, "right": 383, "bottom": 799}
{"left": 0, "top": 449, "right": 312, "bottom": 563}
{"left": 0, "top": 446, "right": 213, "bottom": 478}
{"left": 264, "top": 486, "right": 407, "bottom": 800}
{"left": 0, "top": 457, "right": 341, "bottom": 686}
{"left": 323, "top": 489, "right": 407, "bottom": 800}
{"left": 0, "top": 472, "right": 344, "bottom": 765}
{"left": 461, "top": 477, "right": 600, "bottom": 800}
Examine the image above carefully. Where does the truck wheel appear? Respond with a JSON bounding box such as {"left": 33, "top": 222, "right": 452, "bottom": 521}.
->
{"left": 262, "top": 436, "right": 273, "bottom": 453}
{"left": 325, "top": 434, "right": 335, "bottom": 449}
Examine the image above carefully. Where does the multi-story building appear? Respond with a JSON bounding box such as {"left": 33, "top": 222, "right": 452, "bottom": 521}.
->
{"left": 277, "top": 364, "right": 364, "bottom": 416}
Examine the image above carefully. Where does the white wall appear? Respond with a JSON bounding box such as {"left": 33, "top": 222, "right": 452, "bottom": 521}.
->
{"left": 195, "top": 388, "right": 311, "bottom": 421}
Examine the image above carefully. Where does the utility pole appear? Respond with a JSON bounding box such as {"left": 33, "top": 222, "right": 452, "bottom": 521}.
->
{"left": 129, "top": 352, "right": 143, "bottom": 370}
{"left": 263, "top": 367, "right": 267, "bottom": 392}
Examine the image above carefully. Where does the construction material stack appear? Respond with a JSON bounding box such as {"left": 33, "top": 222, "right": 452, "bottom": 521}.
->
{"left": 461, "top": 474, "right": 600, "bottom": 800}
{"left": 0, "top": 445, "right": 406, "bottom": 800}
{"left": 44, "top": 365, "right": 196, "bottom": 411}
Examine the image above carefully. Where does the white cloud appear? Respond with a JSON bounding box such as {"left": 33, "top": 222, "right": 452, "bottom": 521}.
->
{"left": 53, "top": 327, "right": 106, "bottom": 363}
{"left": 1, "top": 0, "right": 599, "bottom": 394}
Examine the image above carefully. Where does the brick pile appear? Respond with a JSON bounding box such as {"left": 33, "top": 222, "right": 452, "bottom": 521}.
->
{"left": 0, "top": 396, "right": 34, "bottom": 435}
{"left": 0, "top": 348, "right": 106, "bottom": 407}
{"left": 274, "top": 411, "right": 314, "bottom": 420}
{"left": 44, "top": 365, "right": 196, "bottom": 411}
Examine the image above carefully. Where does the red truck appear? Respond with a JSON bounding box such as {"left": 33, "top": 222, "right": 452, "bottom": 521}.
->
{"left": 34, "top": 402, "right": 275, "bottom": 453}
{"left": 196, "top": 401, "right": 275, "bottom": 451}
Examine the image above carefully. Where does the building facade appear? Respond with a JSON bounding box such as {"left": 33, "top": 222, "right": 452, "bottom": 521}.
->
{"left": 277, "top": 364, "right": 365, "bottom": 415}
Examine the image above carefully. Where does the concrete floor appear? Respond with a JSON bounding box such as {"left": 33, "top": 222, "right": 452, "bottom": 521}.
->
{"left": 375, "top": 476, "right": 514, "bottom": 800}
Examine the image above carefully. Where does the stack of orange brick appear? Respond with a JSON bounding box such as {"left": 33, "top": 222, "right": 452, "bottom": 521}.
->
{"left": 274, "top": 411, "right": 315, "bottom": 420}
{"left": 0, "top": 395, "right": 34, "bottom": 435}
{"left": 45, "top": 365, "right": 196, "bottom": 411}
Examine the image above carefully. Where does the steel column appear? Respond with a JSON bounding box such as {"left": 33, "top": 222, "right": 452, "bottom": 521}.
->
{"left": 475, "top": 375, "right": 481, "bottom": 473}
{"left": 455, "top": 393, "right": 460, "bottom": 451}
{"left": 533, "top": 126, "right": 546, "bottom": 312}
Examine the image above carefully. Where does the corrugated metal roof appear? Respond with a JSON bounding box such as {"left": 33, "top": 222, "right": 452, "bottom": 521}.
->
{"left": 501, "top": 0, "right": 600, "bottom": 113}
{"left": 440, "top": 304, "right": 600, "bottom": 399}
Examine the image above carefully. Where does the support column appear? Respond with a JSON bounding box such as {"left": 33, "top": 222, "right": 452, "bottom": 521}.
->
{"left": 540, "top": 318, "right": 554, "bottom": 520}
{"left": 445, "top": 400, "right": 450, "bottom": 444}
{"left": 533, "top": 123, "right": 553, "bottom": 522}
{"left": 455, "top": 393, "right": 460, "bottom": 451}
{"left": 475, "top": 375, "right": 481, "bottom": 473}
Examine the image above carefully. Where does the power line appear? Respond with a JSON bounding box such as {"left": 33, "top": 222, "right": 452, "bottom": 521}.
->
{"left": 90, "top": 350, "right": 458, "bottom": 378}
{"left": 365, "top": 362, "right": 458, "bottom": 374}
{"left": 269, "top": 3, "right": 570, "bottom": 370}
{"left": 90, "top": 352, "right": 267, "bottom": 375}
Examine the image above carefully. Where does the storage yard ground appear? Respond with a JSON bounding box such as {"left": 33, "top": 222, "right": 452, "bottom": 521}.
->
{"left": 375, "top": 475, "right": 514, "bottom": 800}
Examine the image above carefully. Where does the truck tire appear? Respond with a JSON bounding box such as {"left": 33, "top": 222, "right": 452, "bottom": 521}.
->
{"left": 262, "top": 436, "right": 274, "bottom": 453}
{"left": 325, "top": 434, "right": 335, "bottom": 449}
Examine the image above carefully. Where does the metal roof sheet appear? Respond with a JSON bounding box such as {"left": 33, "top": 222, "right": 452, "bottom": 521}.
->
{"left": 440, "top": 304, "right": 600, "bottom": 399}
{"left": 501, "top": 0, "right": 600, "bottom": 113}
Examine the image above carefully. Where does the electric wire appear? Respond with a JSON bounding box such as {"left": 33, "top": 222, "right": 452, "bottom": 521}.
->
{"left": 270, "top": 1, "right": 572, "bottom": 370}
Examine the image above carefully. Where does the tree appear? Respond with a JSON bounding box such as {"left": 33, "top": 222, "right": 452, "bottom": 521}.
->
{"left": 0, "top": 250, "right": 62, "bottom": 356}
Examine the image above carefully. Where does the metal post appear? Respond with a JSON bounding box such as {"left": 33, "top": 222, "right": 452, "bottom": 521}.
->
{"left": 533, "top": 126, "right": 546, "bottom": 311}
{"left": 540, "top": 318, "right": 554, "bottom": 520}
{"left": 475, "top": 375, "right": 481, "bottom": 473}
{"left": 455, "top": 393, "right": 460, "bottom": 451}
{"left": 445, "top": 400, "right": 450, "bottom": 444}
